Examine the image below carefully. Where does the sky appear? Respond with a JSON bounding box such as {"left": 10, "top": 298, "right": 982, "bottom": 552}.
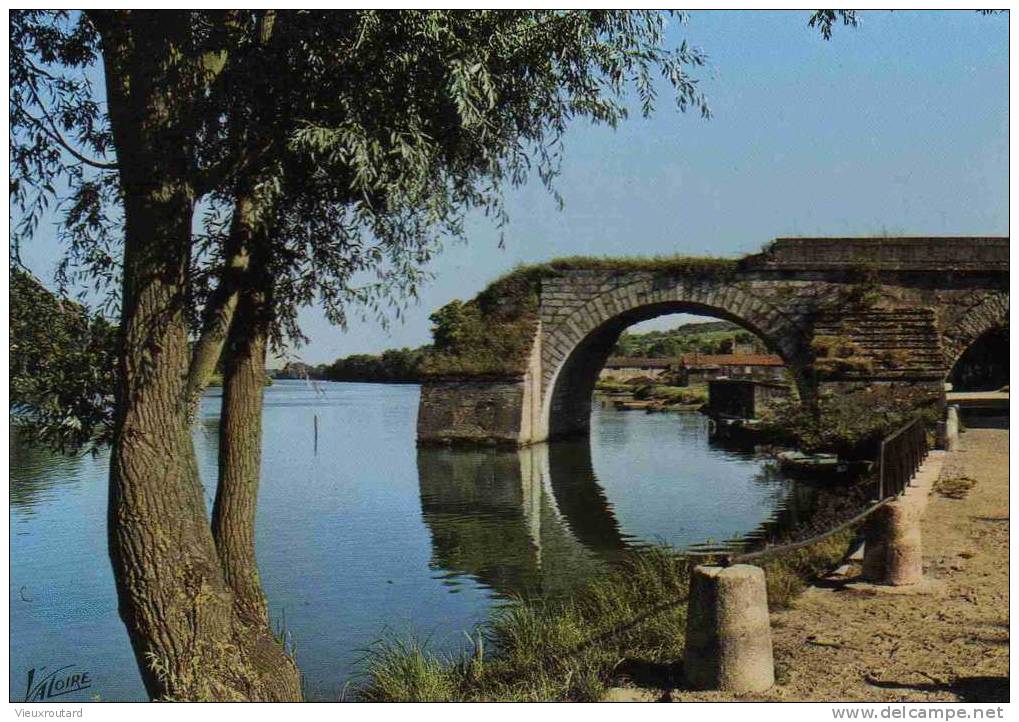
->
{"left": 15, "top": 10, "right": 1009, "bottom": 365}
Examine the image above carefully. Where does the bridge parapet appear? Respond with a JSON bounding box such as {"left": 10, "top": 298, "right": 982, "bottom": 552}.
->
{"left": 748, "top": 237, "right": 1008, "bottom": 272}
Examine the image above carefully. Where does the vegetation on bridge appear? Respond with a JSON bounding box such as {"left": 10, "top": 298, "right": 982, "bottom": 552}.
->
{"left": 420, "top": 256, "right": 740, "bottom": 378}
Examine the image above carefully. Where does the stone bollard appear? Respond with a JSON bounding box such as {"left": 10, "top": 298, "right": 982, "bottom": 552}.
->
{"left": 944, "top": 405, "right": 960, "bottom": 451}
{"left": 935, "top": 420, "right": 948, "bottom": 450}
{"left": 862, "top": 497, "right": 923, "bottom": 585}
{"left": 684, "top": 564, "right": 774, "bottom": 692}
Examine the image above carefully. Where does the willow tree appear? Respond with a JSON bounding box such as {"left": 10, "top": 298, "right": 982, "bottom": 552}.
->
{"left": 11, "top": 9, "right": 711, "bottom": 700}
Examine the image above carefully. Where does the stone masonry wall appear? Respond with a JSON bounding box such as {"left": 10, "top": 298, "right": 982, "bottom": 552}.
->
{"left": 417, "top": 238, "right": 1008, "bottom": 447}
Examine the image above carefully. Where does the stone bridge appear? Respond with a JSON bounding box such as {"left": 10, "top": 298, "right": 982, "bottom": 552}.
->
{"left": 418, "top": 237, "right": 1008, "bottom": 447}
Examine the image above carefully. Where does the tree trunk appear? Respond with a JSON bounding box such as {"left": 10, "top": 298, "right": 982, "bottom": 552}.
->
{"left": 94, "top": 11, "right": 301, "bottom": 701}
{"left": 183, "top": 194, "right": 258, "bottom": 418}
{"left": 213, "top": 212, "right": 273, "bottom": 627}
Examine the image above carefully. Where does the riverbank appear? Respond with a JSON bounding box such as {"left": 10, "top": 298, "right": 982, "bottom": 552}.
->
{"left": 356, "top": 530, "right": 855, "bottom": 701}
{"left": 642, "top": 425, "right": 1008, "bottom": 703}
{"left": 595, "top": 382, "right": 708, "bottom": 413}
{"left": 360, "top": 425, "right": 1009, "bottom": 703}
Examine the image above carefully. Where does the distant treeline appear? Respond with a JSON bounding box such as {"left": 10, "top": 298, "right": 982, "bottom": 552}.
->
{"left": 613, "top": 320, "right": 764, "bottom": 358}
{"left": 291, "top": 320, "right": 769, "bottom": 384}
{"left": 275, "top": 347, "right": 428, "bottom": 383}
{"left": 324, "top": 347, "right": 426, "bottom": 383}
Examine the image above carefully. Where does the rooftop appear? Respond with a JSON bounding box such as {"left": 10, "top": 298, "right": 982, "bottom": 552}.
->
{"left": 682, "top": 353, "right": 785, "bottom": 368}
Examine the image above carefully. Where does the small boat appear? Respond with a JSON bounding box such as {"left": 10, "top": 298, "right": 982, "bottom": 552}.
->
{"left": 775, "top": 450, "right": 849, "bottom": 476}
{"left": 614, "top": 400, "right": 656, "bottom": 410}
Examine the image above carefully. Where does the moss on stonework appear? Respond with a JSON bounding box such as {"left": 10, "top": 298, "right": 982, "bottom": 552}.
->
{"left": 811, "top": 334, "right": 875, "bottom": 378}
{"left": 420, "top": 255, "right": 741, "bottom": 379}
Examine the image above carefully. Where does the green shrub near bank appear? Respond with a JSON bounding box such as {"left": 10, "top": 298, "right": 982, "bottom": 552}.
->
{"left": 757, "top": 385, "right": 940, "bottom": 459}
{"left": 632, "top": 384, "right": 708, "bottom": 406}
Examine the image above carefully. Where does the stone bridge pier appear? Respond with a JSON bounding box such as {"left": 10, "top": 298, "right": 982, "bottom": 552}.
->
{"left": 417, "top": 237, "right": 1008, "bottom": 447}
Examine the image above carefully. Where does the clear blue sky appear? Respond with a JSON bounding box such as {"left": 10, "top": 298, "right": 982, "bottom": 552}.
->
{"left": 16, "top": 10, "right": 1008, "bottom": 365}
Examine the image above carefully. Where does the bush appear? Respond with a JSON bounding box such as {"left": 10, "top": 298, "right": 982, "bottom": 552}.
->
{"left": 10, "top": 268, "right": 117, "bottom": 454}
{"left": 758, "top": 385, "right": 940, "bottom": 459}
{"left": 633, "top": 384, "right": 707, "bottom": 405}
{"left": 325, "top": 347, "right": 426, "bottom": 382}
{"left": 760, "top": 529, "right": 855, "bottom": 609}
{"left": 594, "top": 379, "right": 632, "bottom": 394}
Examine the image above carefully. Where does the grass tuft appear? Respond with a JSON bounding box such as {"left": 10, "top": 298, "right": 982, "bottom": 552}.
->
{"left": 933, "top": 476, "right": 977, "bottom": 500}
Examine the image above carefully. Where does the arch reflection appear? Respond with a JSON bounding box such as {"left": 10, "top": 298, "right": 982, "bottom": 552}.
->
{"left": 418, "top": 421, "right": 834, "bottom": 599}
{"left": 416, "top": 444, "right": 607, "bottom": 598}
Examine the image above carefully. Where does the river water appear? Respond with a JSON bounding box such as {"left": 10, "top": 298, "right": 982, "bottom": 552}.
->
{"left": 10, "top": 380, "right": 823, "bottom": 701}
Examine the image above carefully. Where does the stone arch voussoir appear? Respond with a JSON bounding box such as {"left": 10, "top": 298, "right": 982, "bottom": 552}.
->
{"left": 942, "top": 291, "right": 1009, "bottom": 373}
{"left": 538, "top": 277, "right": 810, "bottom": 440}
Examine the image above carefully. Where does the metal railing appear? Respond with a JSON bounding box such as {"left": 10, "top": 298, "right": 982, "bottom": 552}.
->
{"left": 878, "top": 416, "right": 928, "bottom": 499}
{"left": 556, "top": 416, "right": 935, "bottom": 654}
{"left": 681, "top": 415, "right": 930, "bottom": 567}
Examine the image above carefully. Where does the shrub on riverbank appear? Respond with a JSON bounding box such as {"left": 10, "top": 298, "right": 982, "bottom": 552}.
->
{"left": 324, "top": 347, "right": 426, "bottom": 383}
{"left": 357, "top": 529, "right": 855, "bottom": 701}
{"left": 632, "top": 384, "right": 708, "bottom": 406}
{"left": 358, "top": 549, "right": 690, "bottom": 701}
{"left": 760, "top": 528, "right": 855, "bottom": 609}
{"left": 594, "top": 379, "right": 634, "bottom": 394}
{"left": 757, "top": 385, "right": 941, "bottom": 459}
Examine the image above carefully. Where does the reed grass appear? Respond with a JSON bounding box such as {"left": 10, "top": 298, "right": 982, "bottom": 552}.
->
{"left": 356, "top": 531, "right": 853, "bottom": 702}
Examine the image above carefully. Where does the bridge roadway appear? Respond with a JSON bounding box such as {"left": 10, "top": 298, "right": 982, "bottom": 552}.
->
{"left": 946, "top": 390, "right": 1009, "bottom": 410}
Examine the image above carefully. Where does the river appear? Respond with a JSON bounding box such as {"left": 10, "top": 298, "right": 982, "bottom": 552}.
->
{"left": 10, "top": 380, "right": 824, "bottom": 701}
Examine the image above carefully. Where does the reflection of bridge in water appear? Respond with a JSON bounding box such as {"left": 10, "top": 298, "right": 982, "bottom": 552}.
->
{"left": 417, "top": 433, "right": 829, "bottom": 600}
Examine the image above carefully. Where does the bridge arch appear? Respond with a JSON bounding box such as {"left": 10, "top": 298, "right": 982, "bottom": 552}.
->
{"left": 941, "top": 290, "right": 1009, "bottom": 378}
{"left": 539, "top": 278, "right": 810, "bottom": 440}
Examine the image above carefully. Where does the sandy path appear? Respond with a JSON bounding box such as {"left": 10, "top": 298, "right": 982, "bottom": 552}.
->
{"left": 611, "top": 426, "right": 1009, "bottom": 703}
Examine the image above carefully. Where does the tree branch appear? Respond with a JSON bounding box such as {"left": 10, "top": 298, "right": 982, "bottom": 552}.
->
{"left": 24, "top": 110, "right": 119, "bottom": 170}
{"left": 184, "top": 277, "right": 242, "bottom": 420}
{"left": 194, "top": 138, "right": 274, "bottom": 198}
{"left": 18, "top": 64, "right": 118, "bottom": 171}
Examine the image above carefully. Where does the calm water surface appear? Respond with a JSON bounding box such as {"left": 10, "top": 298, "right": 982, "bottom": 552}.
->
{"left": 10, "top": 381, "right": 820, "bottom": 701}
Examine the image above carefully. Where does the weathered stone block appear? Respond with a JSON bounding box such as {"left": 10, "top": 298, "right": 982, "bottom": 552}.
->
{"left": 684, "top": 564, "right": 775, "bottom": 692}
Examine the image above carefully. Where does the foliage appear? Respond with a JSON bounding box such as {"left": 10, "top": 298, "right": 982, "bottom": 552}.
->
{"left": 12, "top": 10, "right": 716, "bottom": 346}
{"left": 12, "top": 10, "right": 720, "bottom": 449}
{"left": 358, "top": 549, "right": 690, "bottom": 702}
{"left": 9, "top": 10, "right": 120, "bottom": 300}
{"left": 9, "top": 268, "right": 117, "bottom": 454}
{"left": 359, "top": 523, "right": 855, "bottom": 701}
{"left": 614, "top": 320, "right": 761, "bottom": 357}
{"left": 593, "top": 379, "right": 634, "bottom": 394}
{"left": 807, "top": 11, "right": 860, "bottom": 41}
{"left": 324, "top": 347, "right": 426, "bottom": 383}
{"left": 631, "top": 384, "right": 707, "bottom": 405}
{"left": 758, "top": 385, "right": 941, "bottom": 459}
{"left": 760, "top": 528, "right": 855, "bottom": 609}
